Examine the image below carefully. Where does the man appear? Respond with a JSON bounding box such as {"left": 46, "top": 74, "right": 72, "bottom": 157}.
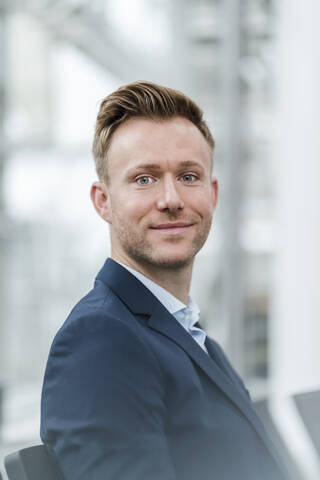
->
{"left": 41, "top": 81, "right": 289, "bottom": 480}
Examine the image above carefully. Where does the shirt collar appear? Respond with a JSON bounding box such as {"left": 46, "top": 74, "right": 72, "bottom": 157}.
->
{"left": 174, "top": 297, "right": 200, "bottom": 330}
{"left": 117, "top": 261, "right": 193, "bottom": 315}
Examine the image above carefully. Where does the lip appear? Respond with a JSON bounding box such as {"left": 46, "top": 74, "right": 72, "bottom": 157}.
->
{"left": 150, "top": 222, "right": 193, "bottom": 233}
{"left": 152, "top": 222, "right": 192, "bottom": 229}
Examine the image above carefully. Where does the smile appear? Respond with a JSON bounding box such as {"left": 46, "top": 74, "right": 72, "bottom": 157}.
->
{"left": 150, "top": 223, "right": 193, "bottom": 234}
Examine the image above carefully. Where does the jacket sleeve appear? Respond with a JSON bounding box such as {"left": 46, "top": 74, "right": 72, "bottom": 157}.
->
{"left": 40, "top": 313, "right": 177, "bottom": 480}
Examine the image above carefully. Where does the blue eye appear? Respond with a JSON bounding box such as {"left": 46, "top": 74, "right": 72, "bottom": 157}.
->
{"left": 137, "top": 176, "right": 153, "bottom": 185}
{"left": 182, "top": 174, "right": 196, "bottom": 183}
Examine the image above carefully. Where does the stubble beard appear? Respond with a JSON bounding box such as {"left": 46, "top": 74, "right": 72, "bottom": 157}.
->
{"left": 111, "top": 215, "right": 213, "bottom": 270}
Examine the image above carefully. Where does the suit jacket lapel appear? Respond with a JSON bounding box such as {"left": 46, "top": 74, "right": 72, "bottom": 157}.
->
{"left": 147, "top": 303, "right": 284, "bottom": 467}
{"left": 97, "top": 259, "right": 281, "bottom": 467}
{"left": 205, "top": 337, "right": 249, "bottom": 398}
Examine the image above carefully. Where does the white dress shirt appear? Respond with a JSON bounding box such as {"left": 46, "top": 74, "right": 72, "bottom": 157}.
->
{"left": 118, "top": 261, "right": 208, "bottom": 353}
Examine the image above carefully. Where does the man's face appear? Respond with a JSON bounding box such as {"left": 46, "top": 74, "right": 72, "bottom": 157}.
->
{"left": 92, "top": 116, "right": 218, "bottom": 271}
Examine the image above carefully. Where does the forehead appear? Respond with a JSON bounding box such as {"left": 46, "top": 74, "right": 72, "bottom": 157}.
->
{"left": 107, "top": 117, "right": 212, "bottom": 171}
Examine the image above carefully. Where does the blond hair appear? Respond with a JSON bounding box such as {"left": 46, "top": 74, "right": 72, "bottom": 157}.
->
{"left": 92, "top": 81, "right": 215, "bottom": 182}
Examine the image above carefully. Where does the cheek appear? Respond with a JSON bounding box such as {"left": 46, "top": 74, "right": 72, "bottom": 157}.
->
{"left": 188, "top": 191, "right": 214, "bottom": 216}
{"left": 113, "top": 193, "right": 151, "bottom": 222}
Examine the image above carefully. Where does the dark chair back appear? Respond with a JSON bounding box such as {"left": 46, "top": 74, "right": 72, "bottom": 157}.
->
{"left": 5, "top": 444, "right": 64, "bottom": 480}
{"left": 293, "top": 389, "right": 320, "bottom": 457}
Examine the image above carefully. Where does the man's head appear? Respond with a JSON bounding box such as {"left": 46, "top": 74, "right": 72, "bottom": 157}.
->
{"left": 92, "top": 81, "right": 215, "bottom": 184}
{"left": 91, "top": 81, "right": 218, "bottom": 274}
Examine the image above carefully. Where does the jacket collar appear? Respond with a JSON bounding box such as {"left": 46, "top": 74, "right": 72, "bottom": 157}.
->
{"left": 96, "top": 258, "right": 161, "bottom": 315}
{"left": 96, "top": 258, "right": 284, "bottom": 470}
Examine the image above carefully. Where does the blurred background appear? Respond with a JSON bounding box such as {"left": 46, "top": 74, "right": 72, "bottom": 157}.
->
{"left": 0, "top": 0, "right": 319, "bottom": 478}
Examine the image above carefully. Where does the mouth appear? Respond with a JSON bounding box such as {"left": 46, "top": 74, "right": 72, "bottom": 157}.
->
{"left": 150, "top": 222, "right": 193, "bottom": 234}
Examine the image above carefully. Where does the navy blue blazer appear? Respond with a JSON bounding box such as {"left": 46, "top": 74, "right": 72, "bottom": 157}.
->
{"left": 41, "top": 258, "right": 289, "bottom": 480}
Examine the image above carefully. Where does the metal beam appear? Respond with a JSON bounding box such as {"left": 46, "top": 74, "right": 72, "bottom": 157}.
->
{"left": 0, "top": 0, "right": 7, "bottom": 214}
{"left": 221, "top": 0, "right": 245, "bottom": 374}
{"left": 6, "top": 1, "right": 168, "bottom": 83}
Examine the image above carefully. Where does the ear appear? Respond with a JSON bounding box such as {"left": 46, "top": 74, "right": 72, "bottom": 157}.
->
{"left": 211, "top": 176, "right": 218, "bottom": 211}
{"left": 90, "top": 181, "right": 112, "bottom": 224}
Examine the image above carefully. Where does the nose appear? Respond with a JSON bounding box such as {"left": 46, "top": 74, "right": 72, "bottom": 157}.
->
{"left": 156, "top": 175, "right": 184, "bottom": 212}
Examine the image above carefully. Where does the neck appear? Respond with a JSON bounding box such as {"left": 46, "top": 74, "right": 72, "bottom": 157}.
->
{"left": 112, "top": 253, "right": 193, "bottom": 305}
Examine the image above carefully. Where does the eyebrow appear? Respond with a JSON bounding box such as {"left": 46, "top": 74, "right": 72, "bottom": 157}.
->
{"left": 128, "top": 163, "right": 162, "bottom": 173}
{"left": 176, "top": 160, "right": 204, "bottom": 170}
{"left": 126, "top": 160, "right": 204, "bottom": 176}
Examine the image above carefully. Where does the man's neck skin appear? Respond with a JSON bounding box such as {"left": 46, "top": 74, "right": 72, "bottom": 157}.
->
{"left": 111, "top": 250, "right": 193, "bottom": 305}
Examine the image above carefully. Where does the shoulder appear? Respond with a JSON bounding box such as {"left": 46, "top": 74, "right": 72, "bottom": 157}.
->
{"left": 65, "top": 278, "right": 121, "bottom": 325}
{"left": 55, "top": 278, "right": 135, "bottom": 338}
{"left": 41, "top": 280, "right": 167, "bottom": 449}
{"left": 45, "top": 278, "right": 161, "bottom": 374}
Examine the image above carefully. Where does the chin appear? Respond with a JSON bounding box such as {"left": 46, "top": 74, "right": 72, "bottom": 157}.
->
{"left": 121, "top": 243, "right": 198, "bottom": 270}
{"left": 148, "top": 252, "right": 195, "bottom": 269}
